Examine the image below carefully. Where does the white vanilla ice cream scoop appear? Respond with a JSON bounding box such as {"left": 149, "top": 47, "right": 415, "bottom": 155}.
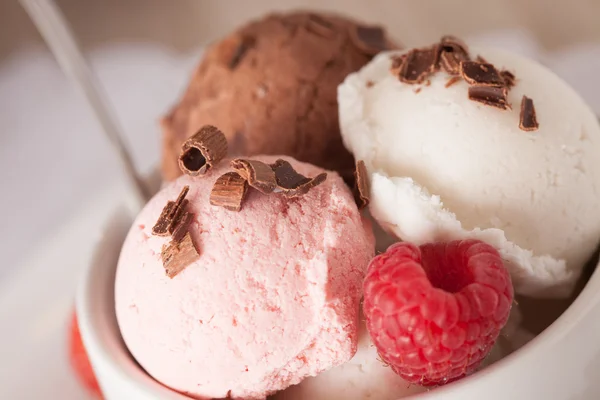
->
{"left": 338, "top": 45, "right": 600, "bottom": 297}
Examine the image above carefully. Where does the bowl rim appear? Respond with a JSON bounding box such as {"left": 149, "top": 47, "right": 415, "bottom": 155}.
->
{"left": 76, "top": 206, "right": 189, "bottom": 399}
{"left": 76, "top": 205, "right": 600, "bottom": 399}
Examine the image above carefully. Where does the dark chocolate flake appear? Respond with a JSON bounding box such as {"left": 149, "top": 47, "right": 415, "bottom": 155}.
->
{"left": 439, "top": 35, "right": 470, "bottom": 75}
{"left": 152, "top": 201, "right": 176, "bottom": 236}
{"left": 501, "top": 70, "right": 516, "bottom": 89}
{"left": 168, "top": 198, "right": 189, "bottom": 235}
{"left": 519, "top": 96, "right": 539, "bottom": 131}
{"left": 271, "top": 159, "right": 327, "bottom": 198}
{"left": 210, "top": 172, "right": 249, "bottom": 212}
{"left": 171, "top": 211, "right": 192, "bottom": 243}
{"left": 390, "top": 54, "right": 407, "bottom": 76}
{"left": 468, "top": 85, "right": 509, "bottom": 109}
{"left": 152, "top": 186, "right": 190, "bottom": 236}
{"left": 354, "top": 160, "right": 370, "bottom": 209}
{"left": 399, "top": 46, "right": 438, "bottom": 84}
{"left": 352, "top": 25, "right": 389, "bottom": 56}
{"left": 440, "top": 35, "right": 469, "bottom": 55}
{"left": 161, "top": 232, "right": 200, "bottom": 279}
{"left": 174, "top": 185, "right": 190, "bottom": 205}
{"left": 460, "top": 61, "right": 505, "bottom": 87}
{"left": 179, "top": 125, "right": 228, "bottom": 176}
{"left": 271, "top": 159, "right": 310, "bottom": 188}
{"left": 440, "top": 51, "right": 466, "bottom": 75}
{"left": 231, "top": 159, "right": 277, "bottom": 194}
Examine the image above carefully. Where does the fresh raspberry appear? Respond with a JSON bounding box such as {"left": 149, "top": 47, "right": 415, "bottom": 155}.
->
{"left": 363, "top": 240, "right": 513, "bottom": 386}
{"left": 68, "top": 310, "right": 103, "bottom": 398}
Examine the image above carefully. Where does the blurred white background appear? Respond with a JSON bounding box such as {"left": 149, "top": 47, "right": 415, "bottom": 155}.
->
{"left": 1, "top": 2, "right": 600, "bottom": 397}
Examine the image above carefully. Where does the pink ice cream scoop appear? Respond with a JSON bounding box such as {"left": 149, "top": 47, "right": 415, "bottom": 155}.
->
{"left": 114, "top": 156, "right": 375, "bottom": 399}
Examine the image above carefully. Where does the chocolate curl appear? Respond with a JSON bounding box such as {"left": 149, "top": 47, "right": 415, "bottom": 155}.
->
{"left": 210, "top": 172, "right": 249, "bottom": 212}
{"left": 271, "top": 159, "right": 327, "bottom": 198}
{"left": 231, "top": 159, "right": 277, "bottom": 194}
{"left": 179, "top": 125, "right": 228, "bottom": 176}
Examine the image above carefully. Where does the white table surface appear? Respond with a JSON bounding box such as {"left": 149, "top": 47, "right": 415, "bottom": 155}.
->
{"left": 1, "top": 30, "right": 600, "bottom": 399}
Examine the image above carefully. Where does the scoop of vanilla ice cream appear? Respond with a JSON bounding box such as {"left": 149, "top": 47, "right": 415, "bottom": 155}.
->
{"left": 338, "top": 46, "right": 600, "bottom": 297}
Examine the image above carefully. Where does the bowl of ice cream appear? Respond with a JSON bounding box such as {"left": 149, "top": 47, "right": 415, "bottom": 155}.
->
{"left": 76, "top": 11, "right": 600, "bottom": 400}
{"left": 77, "top": 220, "right": 600, "bottom": 399}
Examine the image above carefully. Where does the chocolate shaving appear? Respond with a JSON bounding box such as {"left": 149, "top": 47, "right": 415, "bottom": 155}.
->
{"left": 169, "top": 199, "right": 189, "bottom": 234}
{"left": 352, "top": 25, "right": 389, "bottom": 56}
{"left": 354, "top": 160, "right": 370, "bottom": 209}
{"left": 161, "top": 232, "right": 200, "bottom": 279}
{"left": 519, "top": 96, "right": 539, "bottom": 131}
{"left": 152, "top": 186, "right": 199, "bottom": 277}
{"left": 174, "top": 185, "right": 189, "bottom": 205}
{"left": 439, "top": 35, "right": 470, "bottom": 75}
{"left": 399, "top": 46, "right": 438, "bottom": 84}
{"left": 231, "top": 158, "right": 277, "bottom": 194}
{"left": 172, "top": 211, "right": 192, "bottom": 243}
{"left": 306, "top": 14, "right": 336, "bottom": 38}
{"left": 440, "top": 51, "right": 467, "bottom": 75}
{"left": 366, "top": 80, "right": 375, "bottom": 88}
{"left": 152, "top": 201, "right": 176, "bottom": 236}
{"left": 445, "top": 76, "right": 462, "bottom": 88}
{"left": 229, "top": 36, "right": 255, "bottom": 69}
{"left": 152, "top": 186, "right": 190, "bottom": 236}
{"left": 271, "top": 159, "right": 327, "bottom": 198}
{"left": 501, "top": 70, "right": 516, "bottom": 89}
{"left": 414, "top": 87, "right": 422, "bottom": 94}
{"left": 271, "top": 159, "right": 310, "bottom": 188}
{"left": 441, "top": 35, "right": 469, "bottom": 55}
{"left": 390, "top": 54, "right": 407, "bottom": 76}
{"left": 210, "top": 172, "right": 249, "bottom": 212}
{"left": 179, "top": 125, "right": 228, "bottom": 176}
{"left": 468, "top": 85, "right": 509, "bottom": 109}
{"left": 460, "top": 61, "right": 505, "bottom": 87}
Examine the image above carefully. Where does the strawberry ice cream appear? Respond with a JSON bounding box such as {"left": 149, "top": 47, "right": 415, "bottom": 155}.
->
{"left": 114, "top": 156, "right": 374, "bottom": 399}
{"left": 338, "top": 41, "right": 600, "bottom": 297}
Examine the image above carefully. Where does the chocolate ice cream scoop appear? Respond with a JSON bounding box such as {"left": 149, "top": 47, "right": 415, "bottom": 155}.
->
{"left": 161, "top": 12, "right": 397, "bottom": 181}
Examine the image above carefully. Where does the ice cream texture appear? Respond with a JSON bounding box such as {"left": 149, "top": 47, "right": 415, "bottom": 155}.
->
{"left": 338, "top": 45, "right": 600, "bottom": 298}
{"left": 161, "top": 11, "right": 396, "bottom": 181}
{"left": 272, "top": 309, "right": 427, "bottom": 400}
{"left": 114, "top": 156, "right": 375, "bottom": 399}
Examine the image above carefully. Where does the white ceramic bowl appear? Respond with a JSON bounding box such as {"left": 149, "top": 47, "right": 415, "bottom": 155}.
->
{"left": 77, "top": 204, "right": 600, "bottom": 399}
